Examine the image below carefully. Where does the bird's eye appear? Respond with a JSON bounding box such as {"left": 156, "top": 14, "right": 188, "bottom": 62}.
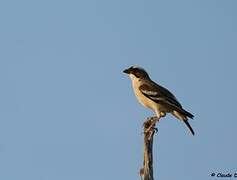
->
{"left": 134, "top": 71, "right": 140, "bottom": 78}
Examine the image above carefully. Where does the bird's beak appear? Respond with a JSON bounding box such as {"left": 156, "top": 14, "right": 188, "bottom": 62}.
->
{"left": 123, "top": 68, "right": 130, "bottom": 74}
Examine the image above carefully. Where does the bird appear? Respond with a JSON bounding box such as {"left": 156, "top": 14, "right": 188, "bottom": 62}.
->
{"left": 123, "top": 65, "right": 195, "bottom": 135}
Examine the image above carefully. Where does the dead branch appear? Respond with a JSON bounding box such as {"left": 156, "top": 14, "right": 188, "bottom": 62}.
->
{"left": 139, "top": 117, "right": 158, "bottom": 180}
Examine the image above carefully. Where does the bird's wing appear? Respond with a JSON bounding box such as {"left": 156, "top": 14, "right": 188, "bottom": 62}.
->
{"left": 139, "top": 82, "right": 182, "bottom": 109}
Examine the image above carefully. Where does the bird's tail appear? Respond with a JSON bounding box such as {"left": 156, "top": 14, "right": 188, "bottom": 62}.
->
{"left": 183, "top": 119, "right": 195, "bottom": 135}
{"left": 180, "top": 109, "right": 194, "bottom": 119}
{"left": 172, "top": 110, "right": 195, "bottom": 135}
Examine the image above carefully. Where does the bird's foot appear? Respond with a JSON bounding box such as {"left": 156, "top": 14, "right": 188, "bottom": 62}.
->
{"left": 142, "top": 116, "right": 157, "bottom": 127}
{"left": 144, "top": 116, "right": 160, "bottom": 133}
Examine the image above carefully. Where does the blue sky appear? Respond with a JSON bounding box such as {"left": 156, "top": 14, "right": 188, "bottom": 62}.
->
{"left": 0, "top": 0, "right": 236, "bottom": 179}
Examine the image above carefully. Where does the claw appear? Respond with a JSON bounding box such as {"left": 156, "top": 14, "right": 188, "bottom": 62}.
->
{"left": 144, "top": 117, "right": 160, "bottom": 133}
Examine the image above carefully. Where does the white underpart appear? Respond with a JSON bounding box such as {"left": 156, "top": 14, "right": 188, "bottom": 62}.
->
{"left": 128, "top": 73, "right": 162, "bottom": 118}
{"left": 129, "top": 73, "right": 137, "bottom": 80}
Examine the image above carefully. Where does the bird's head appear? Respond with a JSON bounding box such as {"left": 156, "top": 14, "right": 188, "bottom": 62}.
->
{"left": 123, "top": 65, "right": 150, "bottom": 79}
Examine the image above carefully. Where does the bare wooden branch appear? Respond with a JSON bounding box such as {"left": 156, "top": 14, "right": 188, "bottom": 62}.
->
{"left": 140, "top": 117, "right": 158, "bottom": 180}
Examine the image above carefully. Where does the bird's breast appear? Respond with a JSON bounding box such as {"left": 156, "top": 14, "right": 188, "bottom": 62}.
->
{"left": 131, "top": 80, "right": 170, "bottom": 113}
{"left": 132, "top": 82, "right": 155, "bottom": 110}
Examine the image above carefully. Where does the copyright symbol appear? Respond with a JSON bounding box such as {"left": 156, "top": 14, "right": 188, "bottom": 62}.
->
{"left": 211, "top": 173, "right": 215, "bottom": 177}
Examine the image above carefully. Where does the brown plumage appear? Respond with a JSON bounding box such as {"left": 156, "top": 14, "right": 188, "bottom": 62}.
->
{"left": 123, "top": 65, "right": 195, "bottom": 135}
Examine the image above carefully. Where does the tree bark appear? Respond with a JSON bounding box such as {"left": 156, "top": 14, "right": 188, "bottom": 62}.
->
{"left": 140, "top": 117, "right": 158, "bottom": 180}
